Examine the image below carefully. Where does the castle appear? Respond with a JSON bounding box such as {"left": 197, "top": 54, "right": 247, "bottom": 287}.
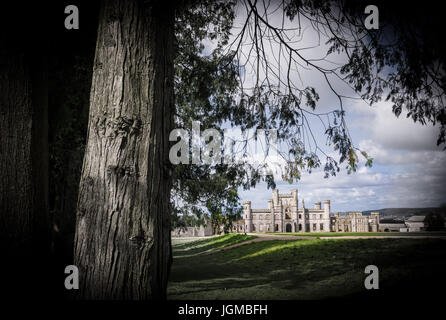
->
{"left": 232, "top": 189, "right": 379, "bottom": 233}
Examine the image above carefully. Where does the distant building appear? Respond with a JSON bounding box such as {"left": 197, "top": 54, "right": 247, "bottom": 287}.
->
{"left": 232, "top": 189, "right": 379, "bottom": 233}
{"left": 332, "top": 212, "right": 380, "bottom": 232}
{"left": 171, "top": 222, "right": 213, "bottom": 238}
{"left": 378, "top": 218, "right": 407, "bottom": 232}
{"left": 404, "top": 215, "right": 426, "bottom": 232}
{"left": 175, "top": 191, "right": 435, "bottom": 237}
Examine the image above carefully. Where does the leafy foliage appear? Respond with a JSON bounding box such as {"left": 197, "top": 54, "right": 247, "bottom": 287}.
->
{"left": 172, "top": 0, "right": 256, "bottom": 230}
{"left": 286, "top": 0, "right": 446, "bottom": 147}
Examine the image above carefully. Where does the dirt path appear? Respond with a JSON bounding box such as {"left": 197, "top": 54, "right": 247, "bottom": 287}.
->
{"left": 250, "top": 232, "right": 446, "bottom": 240}
{"left": 219, "top": 232, "right": 446, "bottom": 251}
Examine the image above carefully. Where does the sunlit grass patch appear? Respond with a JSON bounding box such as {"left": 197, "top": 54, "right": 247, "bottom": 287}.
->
{"left": 234, "top": 239, "right": 319, "bottom": 260}
{"left": 168, "top": 236, "right": 446, "bottom": 300}
{"left": 172, "top": 234, "right": 255, "bottom": 258}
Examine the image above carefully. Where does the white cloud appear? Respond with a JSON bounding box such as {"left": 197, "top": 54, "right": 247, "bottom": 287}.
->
{"left": 239, "top": 136, "right": 446, "bottom": 212}
{"left": 349, "top": 101, "right": 442, "bottom": 151}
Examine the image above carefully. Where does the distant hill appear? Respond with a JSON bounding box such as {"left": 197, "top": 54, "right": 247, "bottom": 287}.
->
{"left": 362, "top": 207, "right": 445, "bottom": 217}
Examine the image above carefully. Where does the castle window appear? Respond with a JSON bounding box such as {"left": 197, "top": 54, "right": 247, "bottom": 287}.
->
{"left": 320, "top": 223, "right": 324, "bottom": 231}
{"left": 313, "top": 223, "right": 316, "bottom": 231}
{"left": 299, "top": 214, "right": 302, "bottom": 219}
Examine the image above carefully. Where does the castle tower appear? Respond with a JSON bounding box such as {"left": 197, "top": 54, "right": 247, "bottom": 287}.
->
{"left": 272, "top": 189, "right": 283, "bottom": 232}
{"left": 314, "top": 201, "right": 321, "bottom": 210}
{"left": 370, "top": 212, "right": 380, "bottom": 232}
{"left": 300, "top": 198, "right": 307, "bottom": 232}
{"left": 243, "top": 201, "right": 252, "bottom": 232}
{"left": 272, "top": 189, "right": 279, "bottom": 206}
{"left": 323, "top": 200, "right": 331, "bottom": 232}
{"left": 291, "top": 189, "right": 298, "bottom": 212}
{"left": 351, "top": 212, "right": 358, "bottom": 232}
{"left": 268, "top": 199, "right": 275, "bottom": 232}
{"left": 291, "top": 189, "right": 298, "bottom": 205}
{"left": 290, "top": 189, "right": 298, "bottom": 232}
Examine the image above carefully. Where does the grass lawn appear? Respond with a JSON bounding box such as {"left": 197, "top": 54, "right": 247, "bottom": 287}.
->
{"left": 167, "top": 234, "right": 446, "bottom": 300}
{"left": 263, "top": 231, "right": 446, "bottom": 237}
{"left": 171, "top": 233, "right": 255, "bottom": 258}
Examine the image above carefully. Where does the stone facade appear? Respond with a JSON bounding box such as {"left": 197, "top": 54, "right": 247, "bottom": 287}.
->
{"left": 234, "top": 189, "right": 330, "bottom": 233}
{"left": 232, "top": 189, "right": 379, "bottom": 233}
{"left": 403, "top": 215, "right": 426, "bottom": 232}
{"left": 171, "top": 224, "right": 213, "bottom": 237}
{"left": 331, "top": 212, "right": 379, "bottom": 232}
{"left": 378, "top": 219, "right": 407, "bottom": 232}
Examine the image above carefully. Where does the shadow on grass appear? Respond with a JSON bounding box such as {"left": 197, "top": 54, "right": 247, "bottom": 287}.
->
{"left": 168, "top": 237, "right": 446, "bottom": 299}
{"left": 173, "top": 234, "right": 255, "bottom": 258}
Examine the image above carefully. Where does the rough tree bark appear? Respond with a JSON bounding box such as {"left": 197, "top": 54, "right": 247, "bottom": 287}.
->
{"left": 0, "top": 50, "right": 50, "bottom": 297}
{"left": 0, "top": 53, "right": 34, "bottom": 257}
{"left": 74, "top": 0, "right": 174, "bottom": 299}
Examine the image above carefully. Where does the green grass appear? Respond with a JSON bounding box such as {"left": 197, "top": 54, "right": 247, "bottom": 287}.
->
{"left": 167, "top": 234, "right": 446, "bottom": 300}
{"left": 172, "top": 233, "right": 255, "bottom": 258}
{"left": 263, "top": 231, "right": 446, "bottom": 237}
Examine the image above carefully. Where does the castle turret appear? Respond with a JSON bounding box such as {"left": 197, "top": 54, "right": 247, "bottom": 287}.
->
{"left": 272, "top": 189, "right": 279, "bottom": 206}
{"left": 243, "top": 201, "right": 252, "bottom": 232}
{"left": 267, "top": 199, "right": 275, "bottom": 232}
{"left": 351, "top": 212, "right": 358, "bottom": 232}
{"left": 314, "top": 201, "right": 321, "bottom": 210}
{"left": 370, "top": 212, "right": 380, "bottom": 232}
{"left": 272, "top": 189, "right": 283, "bottom": 232}
{"left": 291, "top": 189, "right": 298, "bottom": 222}
{"left": 323, "top": 200, "right": 331, "bottom": 232}
{"left": 300, "top": 198, "right": 307, "bottom": 232}
{"left": 291, "top": 189, "right": 298, "bottom": 207}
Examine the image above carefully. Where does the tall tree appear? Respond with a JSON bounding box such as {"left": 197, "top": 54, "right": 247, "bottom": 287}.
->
{"left": 48, "top": 0, "right": 99, "bottom": 279}
{"left": 74, "top": 0, "right": 175, "bottom": 299}
{"left": 72, "top": 0, "right": 445, "bottom": 300}
{"left": 171, "top": 0, "right": 264, "bottom": 233}
{"left": 0, "top": 3, "right": 51, "bottom": 298}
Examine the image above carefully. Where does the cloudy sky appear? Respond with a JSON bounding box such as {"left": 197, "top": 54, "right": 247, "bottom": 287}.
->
{"left": 238, "top": 100, "right": 446, "bottom": 212}
{"left": 198, "top": 2, "right": 446, "bottom": 212}
{"left": 224, "top": 2, "right": 446, "bottom": 212}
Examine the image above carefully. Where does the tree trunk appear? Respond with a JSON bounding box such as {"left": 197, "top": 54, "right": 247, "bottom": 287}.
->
{"left": 74, "top": 0, "right": 174, "bottom": 299}
{"left": 0, "top": 50, "right": 50, "bottom": 297}
{"left": 0, "top": 53, "right": 34, "bottom": 257}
